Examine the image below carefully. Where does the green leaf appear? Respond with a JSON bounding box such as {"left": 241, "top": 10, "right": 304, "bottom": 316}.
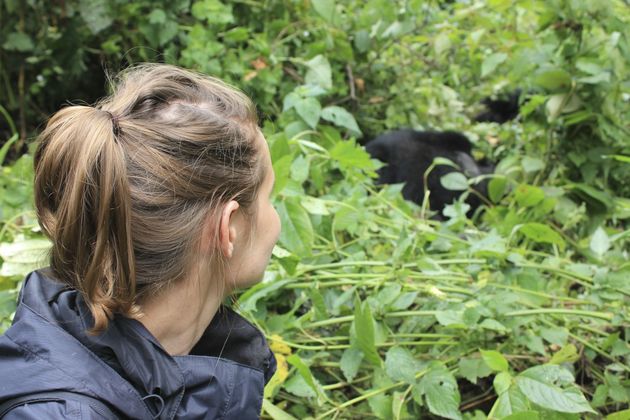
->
{"left": 148, "top": 9, "right": 167, "bottom": 24}
{"left": 286, "top": 354, "right": 325, "bottom": 401}
{"left": 458, "top": 357, "right": 493, "bottom": 384}
{"left": 435, "top": 310, "right": 466, "bottom": 328}
{"left": 607, "top": 409, "right": 630, "bottom": 420}
{"left": 0, "top": 238, "right": 51, "bottom": 277}
{"left": 2, "top": 32, "right": 34, "bottom": 52}
{"left": 238, "top": 279, "right": 292, "bottom": 312}
{"left": 79, "top": 0, "right": 113, "bottom": 34}
{"left": 305, "top": 55, "right": 332, "bottom": 90}
{"left": 367, "top": 393, "right": 393, "bottom": 420}
{"left": 300, "top": 196, "right": 329, "bottom": 215}
{"left": 352, "top": 296, "right": 381, "bottom": 366}
{"left": 489, "top": 372, "right": 531, "bottom": 419}
{"left": 550, "top": 344, "right": 580, "bottom": 365}
{"left": 534, "top": 68, "right": 572, "bottom": 91}
{"left": 480, "top": 349, "right": 509, "bottom": 372}
{"left": 329, "top": 139, "right": 373, "bottom": 170}
{"left": 276, "top": 199, "right": 314, "bottom": 256}
{"left": 284, "top": 372, "right": 316, "bottom": 398}
{"left": 295, "top": 97, "right": 322, "bottom": 129}
{"left": 273, "top": 154, "right": 294, "bottom": 196}
{"left": 514, "top": 184, "right": 545, "bottom": 207}
{"left": 481, "top": 52, "right": 508, "bottom": 77}
{"left": 522, "top": 156, "right": 545, "bottom": 173}
{"left": 488, "top": 177, "right": 508, "bottom": 203}
{"left": 321, "top": 106, "right": 362, "bottom": 136}
{"left": 311, "top": 0, "right": 340, "bottom": 26}
{"left": 418, "top": 363, "right": 462, "bottom": 420}
{"left": 516, "top": 365, "right": 595, "bottom": 413}
{"left": 440, "top": 172, "right": 469, "bottom": 191}
{"left": 191, "top": 0, "right": 234, "bottom": 24}
{"left": 589, "top": 227, "right": 610, "bottom": 256}
{"left": 518, "top": 223, "right": 565, "bottom": 250}
{"left": 385, "top": 346, "right": 421, "bottom": 384}
{"left": 340, "top": 347, "right": 363, "bottom": 382}
{"left": 262, "top": 399, "right": 298, "bottom": 420}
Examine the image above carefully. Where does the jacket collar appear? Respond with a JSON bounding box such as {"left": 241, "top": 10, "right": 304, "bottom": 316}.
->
{"left": 9, "top": 270, "right": 275, "bottom": 418}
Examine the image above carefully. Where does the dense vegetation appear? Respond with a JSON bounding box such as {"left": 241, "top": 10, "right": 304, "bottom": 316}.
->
{"left": 1, "top": 0, "right": 628, "bottom": 418}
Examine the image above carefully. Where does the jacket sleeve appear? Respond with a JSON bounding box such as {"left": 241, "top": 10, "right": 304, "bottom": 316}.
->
{"left": 2, "top": 400, "right": 108, "bottom": 419}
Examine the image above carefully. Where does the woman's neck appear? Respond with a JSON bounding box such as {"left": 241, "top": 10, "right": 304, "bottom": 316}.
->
{"left": 137, "top": 272, "right": 224, "bottom": 356}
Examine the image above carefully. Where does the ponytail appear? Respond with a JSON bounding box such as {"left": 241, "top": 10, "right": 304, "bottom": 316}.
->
{"left": 34, "top": 64, "right": 262, "bottom": 333}
{"left": 35, "top": 106, "right": 135, "bottom": 333}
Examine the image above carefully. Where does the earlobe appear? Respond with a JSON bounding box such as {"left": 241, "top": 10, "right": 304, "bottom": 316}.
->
{"left": 219, "top": 200, "right": 240, "bottom": 258}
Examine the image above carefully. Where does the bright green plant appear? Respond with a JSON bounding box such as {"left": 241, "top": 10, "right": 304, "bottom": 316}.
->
{"left": 1, "top": 0, "right": 628, "bottom": 418}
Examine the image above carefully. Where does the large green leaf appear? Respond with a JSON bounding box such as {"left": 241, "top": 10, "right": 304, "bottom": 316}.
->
{"left": 385, "top": 346, "right": 421, "bottom": 384}
{"left": 295, "top": 97, "right": 322, "bottom": 129}
{"left": 276, "top": 199, "right": 313, "bottom": 256}
{"left": 518, "top": 223, "right": 566, "bottom": 250}
{"left": 321, "top": 106, "right": 362, "bottom": 136}
{"left": 305, "top": 55, "right": 332, "bottom": 90}
{"left": 516, "top": 365, "right": 596, "bottom": 414}
{"left": 416, "top": 363, "right": 462, "bottom": 420}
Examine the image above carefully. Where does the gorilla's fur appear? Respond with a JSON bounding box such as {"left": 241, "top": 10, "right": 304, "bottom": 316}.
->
{"left": 475, "top": 90, "right": 521, "bottom": 123}
{"left": 365, "top": 129, "right": 494, "bottom": 215}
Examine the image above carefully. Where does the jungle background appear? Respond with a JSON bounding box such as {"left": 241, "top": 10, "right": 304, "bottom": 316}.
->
{"left": 1, "top": 0, "right": 629, "bottom": 418}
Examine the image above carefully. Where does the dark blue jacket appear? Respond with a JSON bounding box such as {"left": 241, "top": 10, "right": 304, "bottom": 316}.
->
{"left": 0, "top": 270, "right": 276, "bottom": 419}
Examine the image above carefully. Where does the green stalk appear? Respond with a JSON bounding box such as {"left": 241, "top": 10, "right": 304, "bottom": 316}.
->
{"left": 489, "top": 283, "right": 588, "bottom": 304}
{"left": 516, "top": 263, "right": 593, "bottom": 287}
{"left": 504, "top": 308, "right": 613, "bottom": 321}
{"left": 307, "top": 310, "right": 438, "bottom": 329}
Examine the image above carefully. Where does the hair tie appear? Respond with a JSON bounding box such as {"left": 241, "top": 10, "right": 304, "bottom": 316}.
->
{"left": 103, "top": 110, "right": 121, "bottom": 137}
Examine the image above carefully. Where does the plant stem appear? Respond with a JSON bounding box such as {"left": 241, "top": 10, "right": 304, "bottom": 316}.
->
{"left": 504, "top": 308, "right": 613, "bottom": 321}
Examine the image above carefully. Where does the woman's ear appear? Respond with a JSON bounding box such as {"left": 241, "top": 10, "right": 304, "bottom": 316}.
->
{"left": 219, "top": 200, "right": 240, "bottom": 258}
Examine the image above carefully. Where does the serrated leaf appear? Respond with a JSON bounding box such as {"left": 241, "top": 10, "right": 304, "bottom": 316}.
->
{"left": 481, "top": 52, "right": 508, "bottom": 77}
{"left": 79, "top": 0, "right": 113, "bottom": 34}
{"left": 295, "top": 97, "right": 321, "bottom": 128}
{"left": 458, "top": 357, "right": 493, "bottom": 384}
{"left": 2, "top": 32, "right": 34, "bottom": 52}
{"left": 385, "top": 346, "right": 420, "bottom": 384}
{"left": 287, "top": 354, "right": 326, "bottom": 401}
{"left": 418, "top": 364, "right": 462, "bottom": 420}
{"left": 590, "top": 227, "right": 611, "bottom": 256}
{"left": 311, "top": 0, "right": 340, "bottom": 26}
{"left": 321, "top": 106, "right": 362, "bottom": 136}
{"left": 550, "top": 344, "right": 579, "bottom": 364}
{"left": 276, "top": 199, "right": 313, "bottom": 256}
{"left": 305, "top": 55, "right": 332, "bottom": 90}
{"left": 340, "top": 347, "right": 363, "bottom": 382}
{"left": 329, "top": 139, "right": 374, "bottom": 170}
{"left": 516, "top": 365, "right": 595, "bottom": 413}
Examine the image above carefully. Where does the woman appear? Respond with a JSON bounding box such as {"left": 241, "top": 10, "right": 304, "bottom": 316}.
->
{"left": 0, "top": 64, "right": 280, "bottom": 419}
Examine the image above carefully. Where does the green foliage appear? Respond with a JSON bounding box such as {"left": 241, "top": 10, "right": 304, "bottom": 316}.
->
{"left": 1, "top": 0, "right": 629, "bottom": 419}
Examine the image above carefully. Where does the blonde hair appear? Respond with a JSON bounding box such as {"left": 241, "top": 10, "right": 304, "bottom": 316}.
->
{"left": 34, "top": 64, "right": 264, "bottom": 333}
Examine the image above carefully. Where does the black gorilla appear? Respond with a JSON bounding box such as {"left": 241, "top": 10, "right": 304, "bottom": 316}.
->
{"left": 365, "top": 129, "right": 494, "bottom": 216}
{"left": 474, "top": 90, "right": 521, "bottom": 123}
